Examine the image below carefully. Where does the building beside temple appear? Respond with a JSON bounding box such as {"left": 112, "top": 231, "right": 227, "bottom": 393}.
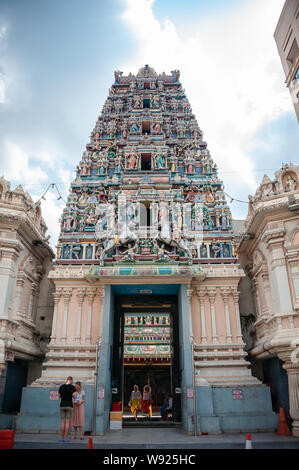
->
{"left": 274, "top": 0, "right": 299, "bottom": 121}
{"left": 15, "top": 66, "right": 277, "bottom": 435}
{"left": 238, "top": 163, "right": 299, "bottom": 437}
{"left": 0, "top": 177, "right": 54, "bottom": 428}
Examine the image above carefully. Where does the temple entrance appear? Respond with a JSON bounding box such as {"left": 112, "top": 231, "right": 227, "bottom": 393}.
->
{"left": 123, "top": 366, "right": 171, "bottom": 420}
{"left": 111, "top": 294, "right": 181, "bottom": 425}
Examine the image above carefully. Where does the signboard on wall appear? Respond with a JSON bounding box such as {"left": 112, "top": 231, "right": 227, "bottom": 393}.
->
{"left": 187, "top": 388, "right": 194, "bottom": 398}
{"left": 232, "top": 389, "right": 243, "bottom": 400}
{"left": 50, "top": 391, "right": 59, "bottom": 400}
{"left": 5, "top": 352, "right": 14, "bottom": 362}
{"left": 98, "top": 389, "right": 105, "bottom": 399}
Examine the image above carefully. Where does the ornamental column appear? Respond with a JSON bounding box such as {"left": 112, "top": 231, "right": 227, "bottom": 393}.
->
{"left": 261, "top": 268, "right": 272, "bottom": 316}
{"left": 50, "top": 290, "right": 62, "bottom": 344}
{"left": 196, "top": 288, "right": 207, "bottom": 344}
{"left": 221, "top": 288, "right": 232, "bottom": 344}
{"left": 61, "top": 289, "right": 72, "bottom": 343}
{"left": 28, "top": 282, "right": 38, "bottom": 323}
{"left": 75, "top": 288, "right": 86, "bottom": 344}
{"left": 208, "top": 288, "right": 218, "bottom": 343}
{"left": 85, "top": 288, "right": 97, "bottom": 344}
{"left": 13, "top": 275, "right": 25, "bottom": 319}
{"left": 263, "top": 229, "right": 293, "bottom": 315}
{"left": 187, "top": 287, "right": 194, "bottom": 342}
{"left": 283, "top": 362, "right": 299, "bottom": 437}
{"left": 97, "top": 287, "right": 105, "bottom": 339}
{"left": 252, "top": 277, "right": 262, "bottom": 318}
{"left": 232, "top": 289, "right": 244, "bottom": 343}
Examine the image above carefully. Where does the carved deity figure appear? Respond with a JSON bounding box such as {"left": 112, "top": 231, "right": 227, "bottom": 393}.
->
{"left": 121, "top": 243, "right": 136, "bottom": 261}
{"left": 157, "top": 244, "right": 171, "bottom": 261}
{"left": 211, "top": 240, "right": 221, "bottom": 258}
{"left": 127, "top": 149, "right": 139, "bottom": 169}
{"left": 130, "top": 120, "right": 140, "bottom": 134}
{"left": 285, "top": 175, "right": 297, "bottom": 192}
{"left": 154, "top": 151, "right": 165, "bottom": 169}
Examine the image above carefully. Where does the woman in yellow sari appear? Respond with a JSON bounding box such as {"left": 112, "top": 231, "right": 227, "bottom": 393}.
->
{"left": 130, "top": 385, "right": 142, "bottom": 421}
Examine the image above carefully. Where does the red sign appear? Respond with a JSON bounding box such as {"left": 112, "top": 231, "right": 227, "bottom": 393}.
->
{"left": 187, "top": 388, "right": 194, "bottom": 398}
{"left": 50, "top": 391, "right": 59, "bottom": 400}
{"left": 98, "top": 389, "right": 105, "bottom": 399}
{"left": 233, "top": 389, "right": 243, "bottom": 400}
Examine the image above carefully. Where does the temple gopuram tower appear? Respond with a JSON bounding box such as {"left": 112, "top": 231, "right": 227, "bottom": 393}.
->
{"left": 17, "top": 66, "right": 277, "bottom": 434}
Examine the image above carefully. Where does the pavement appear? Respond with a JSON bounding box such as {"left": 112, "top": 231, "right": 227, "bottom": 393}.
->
{"left": 11, "top": 428, "right": 299, "bottom": 449}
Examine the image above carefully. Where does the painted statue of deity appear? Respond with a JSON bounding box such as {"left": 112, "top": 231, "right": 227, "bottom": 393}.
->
{"left": 115, "top": 155, "right": 123, "bottom": 173}
{"left": 127, "top": 149, "right": 139, "bottom": 169}
{"left": 154, "top": 151, "right": 165, "bottom": 169}
{"left": 121, "top": 123, "right": 128, "bottom": 139}
{"left": 134, "top": 95, "right": 142, "bottom": 108}
{"left": 121, "top": 243, "right": 137, "bottom": 262}
{"left": 86, "top": 209, "right": 98, "bottom": 226}
{"left": 130, "top": 120, "right": 140, "bottom": 135}
{"left": 151, "top": 95, "right": 159, "bottom": 108}
{"left": 152, "top": 120, "right": 162, "bottom": 134}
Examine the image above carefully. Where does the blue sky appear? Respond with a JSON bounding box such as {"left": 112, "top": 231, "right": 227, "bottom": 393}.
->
{"left": 0, "top": 0, "right": 298, "bottom": 248}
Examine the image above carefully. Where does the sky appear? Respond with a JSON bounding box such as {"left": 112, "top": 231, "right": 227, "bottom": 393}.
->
{"left": 0, "top": 0, "right": 298, "bottom": 250}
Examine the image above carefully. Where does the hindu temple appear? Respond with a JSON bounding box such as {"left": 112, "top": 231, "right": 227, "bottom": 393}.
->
{"left": 15, "top": 65, "right": 278, "bottom": 434}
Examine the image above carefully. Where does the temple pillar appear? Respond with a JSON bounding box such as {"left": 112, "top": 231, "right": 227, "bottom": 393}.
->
{"left": 196, "top": 288, "right": 207, "bottom": 344}
{"left": 187, "top": 287, "right": 194, "bottom": 342}
{"left": 191, "top": 289, "right": 201, "bottom": 343}
{"left": 50, "top": 290, "right": 61, "bottom": 344}
{"left": 221, "top": 287, "right": 232, "bottom": 343}
{"left": 283, "top": 362, "right": 299, "bottom": 437}
{"left": 61, "top": 289, "right": 72, "bottom": 343}
{"left": 85, "top": 288, "right": 97, "bottom": 344}
{"left": 28, "top": 282, "right": 37, "bottom": 323}
{"left": 261, "top": 269, "right": 273, "bottom": 316}
{"left": 232, "top": 289, "right": 244, "bottom": 343}
{"left": 75, "top": 288, "right": 86, "bottom": 344}
{"left": 13, "top": 276, "right": 25, "bottom": 319}
{"left": 208, "top": 288, "right": 218, "bottom": 343}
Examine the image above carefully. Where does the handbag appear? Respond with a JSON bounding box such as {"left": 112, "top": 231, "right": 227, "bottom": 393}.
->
{"left": 128, "top": 400, "right": 131, "bottom": 407}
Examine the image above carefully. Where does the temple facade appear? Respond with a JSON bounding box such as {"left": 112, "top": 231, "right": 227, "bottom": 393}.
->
{"left": 0, "top": 177, "right": 54, "bottom": 428}
{"left": 16, "top": 66, "right": 277, "bottom": 435}
{"left": 238, "top": 163, "right": 299, "bottom": 437}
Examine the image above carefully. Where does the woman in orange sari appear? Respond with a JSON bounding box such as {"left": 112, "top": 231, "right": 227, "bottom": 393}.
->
{"left": 142, "top": 385, "right": 152, "bottom": 419}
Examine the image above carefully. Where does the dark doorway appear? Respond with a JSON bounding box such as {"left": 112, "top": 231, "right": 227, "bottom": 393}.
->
{"left": 124, "top": 366, "right": 170, "bottom": 411}
{"left": 141, "top": 153, "right": 151, "bottom": 170}
{"left": 2, "top": 359, "right": 28, "bottom": 413}
{"left": 111, "top": 294, "right": 181, "bottom": 423}
{"left": 142, "top": 121, "right": 151, "bottom": 135}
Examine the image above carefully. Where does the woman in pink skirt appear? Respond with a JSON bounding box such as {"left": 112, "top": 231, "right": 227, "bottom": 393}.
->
{"left": 71, "top": 382, "right": 86, "bottom": 440}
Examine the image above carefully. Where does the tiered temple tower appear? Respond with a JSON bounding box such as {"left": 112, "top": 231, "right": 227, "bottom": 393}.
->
{"left": 18, "top": 66, "right": 277, "bottom": 435}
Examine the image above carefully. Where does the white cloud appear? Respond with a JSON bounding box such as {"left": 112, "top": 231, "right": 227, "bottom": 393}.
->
{"left": 3, "top": 141, "right": 49, "bottom": 184}
{"left": 36, "top": 190, "right": 64, "bottom": 251}
{"left": 1, "top": 140, "right": 68, "bottom": 250}
{"left": 121, "top": 0, "right": 291, "bottom": 200}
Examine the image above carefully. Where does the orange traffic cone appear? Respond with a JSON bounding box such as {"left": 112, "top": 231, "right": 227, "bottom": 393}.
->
{"left": 87, "top": 436, "right": 93, "bottom": 449}
{"left": 277, "top": 407, "right": 291, "bottom": 436}
{"left": 245, "top": 434, "right": 252, "bottom": 449}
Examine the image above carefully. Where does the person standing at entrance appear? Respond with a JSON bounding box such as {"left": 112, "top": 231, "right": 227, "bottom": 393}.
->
{"left": 71, "top": 381, "right": 85, "bottom": 440}
{"left": 130, "top": 385, "right": 142, "bottom": 421}
{"left": 58, "top": 376, "right": 76, "bottom": 443}
{"left": 142, "top": 385, "right": 152, "bottom": 419}
{"left": 160, "top": 394, "right": 173, "bottom": 420}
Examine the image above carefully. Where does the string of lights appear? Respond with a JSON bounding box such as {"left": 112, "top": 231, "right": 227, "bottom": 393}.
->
{"left": 17, "top": 165, "right": 294, "bottom": 209}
